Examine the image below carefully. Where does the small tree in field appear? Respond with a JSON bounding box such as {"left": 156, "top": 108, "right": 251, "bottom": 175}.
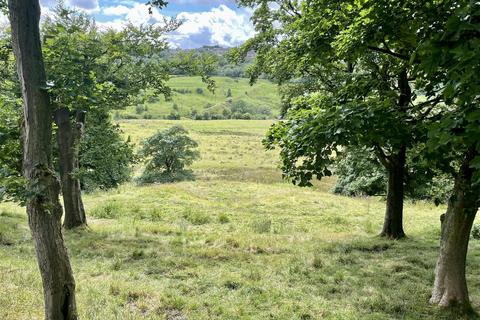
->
{"left": 138, "top": 125, "right": 200, "bottom": 183}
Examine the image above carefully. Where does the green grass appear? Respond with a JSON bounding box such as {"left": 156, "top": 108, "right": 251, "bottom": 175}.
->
{"left": 1, "top": 119, "right": 480, "bottom": 319}
{"left": 118, "top": 76, "right": 281, "bottom": 119}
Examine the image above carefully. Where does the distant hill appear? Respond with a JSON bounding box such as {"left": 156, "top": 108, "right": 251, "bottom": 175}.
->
{"left": 116, "top": 76, "right": 281, "bottom": 120}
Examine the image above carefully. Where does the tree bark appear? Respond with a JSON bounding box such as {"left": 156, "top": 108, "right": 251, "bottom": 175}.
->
{"left": 54, "top": 108, "right": 87, "bottom": 229}
{"left": 378, "top": 70, "right": 411, "bottom": 239}
{"left": 379, "top": 146, "right": 406, "bottom": 239}
{"left": 430, "top": 149, "right": 479, "bottom": 310}
{"left": 8, "top": 1, "right": 78, "bottom": 319}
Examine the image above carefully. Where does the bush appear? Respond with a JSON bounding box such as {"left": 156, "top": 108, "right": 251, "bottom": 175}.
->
{"left": 77, "top": 112, "right": 136, "bottom": 192}
{"left": 333, "top": 147, "right": 386, "bottom": 196}
{"left": 166, "top": 112, "right": 181, "bottom": 120}
{"left": 190, "top": 109, "right": 198, "bottom": 119}
{"left": 147, "top": 95, "right": 160, "bottom": 103}
{"left": 241, "top": 113, "right": 252, "bottom": 120}
{"left": 137, "top": 125, "right": 200, "bottom": 184}
{"left": 202, "top": 111, "right": 211, "bottom": 120}
{"left": 196, "top": 88, "right": 204, "bottom": 94}
{"left": 333, "top": 146, "right": 454, "bottom": 203}
{"left": 135, "top": 104, "right": 145, "bottom": 114}
{"left": 472, "top": 225, "right": 480, "bottom": 239}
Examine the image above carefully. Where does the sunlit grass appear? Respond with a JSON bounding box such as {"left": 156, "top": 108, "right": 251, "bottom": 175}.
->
{"left": 1, "top": 119, "right": 479, "bottom": 319}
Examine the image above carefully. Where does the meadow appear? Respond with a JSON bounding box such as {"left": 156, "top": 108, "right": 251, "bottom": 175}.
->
{"left": 118, "top": 77, "right": 282, "bottom": 119}
{"left": 1, "top": 119, "right": 479, "bottom": 319}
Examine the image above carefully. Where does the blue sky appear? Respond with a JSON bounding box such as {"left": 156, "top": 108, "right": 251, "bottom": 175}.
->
{"left": 37, "top": 0, "right": 255, "bottom": 49}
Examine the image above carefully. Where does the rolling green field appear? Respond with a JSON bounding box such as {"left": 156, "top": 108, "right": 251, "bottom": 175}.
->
{"left": 1, "top": 120, "right": 479, "bottom": 319}
{"left": 118, "top": 76, "right": 282, "bottom": 119}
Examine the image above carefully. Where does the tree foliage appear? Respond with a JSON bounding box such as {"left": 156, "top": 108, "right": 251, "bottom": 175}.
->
{"left": 0, "top": 29, "right": 24, "bottom": 203}
{"left": 76, "top": 111, "right": 136, "bottom": 191}
{"left": 138, "top": 125, "right": 200, "bottom": 183}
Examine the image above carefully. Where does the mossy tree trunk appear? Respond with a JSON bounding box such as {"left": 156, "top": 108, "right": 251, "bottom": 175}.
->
{"left": 8, "top": 0, "right": 78, "bottom": 318}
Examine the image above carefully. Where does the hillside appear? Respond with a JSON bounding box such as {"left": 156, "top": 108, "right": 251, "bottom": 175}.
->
{"left": 116, "top": 76, "right": 281, "bottom": 120}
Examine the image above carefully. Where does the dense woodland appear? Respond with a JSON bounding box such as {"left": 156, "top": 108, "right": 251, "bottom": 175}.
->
{"left": 0, "top": 0, "right": 479, "bottom": 319}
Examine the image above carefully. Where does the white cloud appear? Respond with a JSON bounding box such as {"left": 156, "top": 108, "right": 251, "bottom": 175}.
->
{"left": 97, "top": 3, "right": 166, "bottom": 30}
{"left": 46, "top": 1, "right": 254, "bottom": 49}
{"left": 170, "top": 0, "right": 236, "bottom": 4}
{"left": 103, "top": 5, "right": 132, "bottom": 16}
{"left": 67, "top": 0, "right": 100, "bottom": 13}
{"left": 0, "top": 12, "right": 8, "bottom": 32}
{"left": 0, "top": 12, "right": 7, "bottom": 24}
{"left": 170, "top": 5, "right": 254, "bottom": 48}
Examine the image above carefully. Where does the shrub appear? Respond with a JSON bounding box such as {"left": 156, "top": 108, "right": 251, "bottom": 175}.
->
{"left": 190, "top": 109, "right": 198, "bottom": 119}
{"left": 333, "top": 146, "right": 454, "bottom": 203}
{"left": 77, "top": 112, "right": 136, "bottom": 192}
{"left": 226, "top": 88, "right": 232, "bottom": 97}
{"left": 137, "top": 125, "right": 200, "bottom": 184}
{"left": 333, "top": 147, "right": 386, "bottom": 197}
{"left": 196, "top": 88, "right": 204, "bottom": 94}
{"left": 147, "top": 95, "right": 160, "bottom": 103}
{"left": 472, "top": 225, "right": 480, "bottom": 240}
{"left": 135, "top": 104, "right": 144, "bottom": 114}
{"left": 202, "top": 111, "right": 211, "bottom": 120}
{"left": 166, "top": 112, "right": 181, "bottom": 120}
{"left": 241, "top": 113, "right": 252, "bottom": 120}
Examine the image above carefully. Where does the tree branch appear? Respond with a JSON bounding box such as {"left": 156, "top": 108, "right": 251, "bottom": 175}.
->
{"left": 374, "top": 144, "right": 391, "bottom": 169}
{"left": 367, "top": 46, "right": 409, "bottom": 61}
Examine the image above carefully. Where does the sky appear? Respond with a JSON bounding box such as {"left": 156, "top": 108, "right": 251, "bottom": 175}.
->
{"left": 31, "top": 0, "right": 256, "bottom": 49}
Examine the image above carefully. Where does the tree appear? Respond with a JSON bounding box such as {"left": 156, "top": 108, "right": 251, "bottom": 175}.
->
{"left": 41, "top": 6, "right": 177, "bottom": 228}
{"left": 234, "top": 0, "right": 448, "bottom": 239}
{"left": 333, "top": 147, "right": 453, "bottom": 204}
{"left": 414, "top": 1, "right": 480, "bottom": 310}
{"left": 8, "top": 0, "right": 77, "bottom": 317}
{"left": 138, "top": 125, "right": 200, "bottom": 183}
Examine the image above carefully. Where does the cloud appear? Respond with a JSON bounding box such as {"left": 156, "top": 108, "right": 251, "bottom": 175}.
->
{"left": 103, "top": 5, "right": 132, "bottom": 16}
{"left": 46, "top": 1, "right": 254, "bottom": 49}
{"left": 170, "top": 5, "right": 254, "bottom": 48}
{"left": 169, "top": 0, "right": 236, "bottom": 5}
{"left": 40, "top": 0, "right": 57, "bottom": 7}
{"left": 67, "top": 0, "right": 100, "bottom": 13}
{"left": 0, "top": 12, "right": 8, "bottom": 31}
{"left": 97, "top": 3, "right": 166, "bottom": 30}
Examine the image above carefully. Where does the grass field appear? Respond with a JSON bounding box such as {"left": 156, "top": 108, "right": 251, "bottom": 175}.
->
{"left": 1, "top": 120, "right": 480, "bottom": 319}
{"left": 118, "top": 76, "right": 282, "bottom": 119}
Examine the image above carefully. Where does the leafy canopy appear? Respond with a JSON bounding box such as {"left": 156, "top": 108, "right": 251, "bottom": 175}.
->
{"left": 138, "top": 125, "right": 200, "bottom": 183}
{"left": 234, "top": 0, "right": 449, "bottom": 186}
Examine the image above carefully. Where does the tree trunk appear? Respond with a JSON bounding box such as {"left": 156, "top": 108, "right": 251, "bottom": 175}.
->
{"left": 8, "top": 1, "right": 78, "bottom": 319}
{"left": 430, "top": 149, "right": 479, "bottom": 310}
{"left": 54, "top": 108, "right": 87, "bottom": 229}
{"left": 379, "top": 146, "right": 406, "bottom": 239}
{"left": 378, "top": 70, "right": 411, "bottom": 239}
